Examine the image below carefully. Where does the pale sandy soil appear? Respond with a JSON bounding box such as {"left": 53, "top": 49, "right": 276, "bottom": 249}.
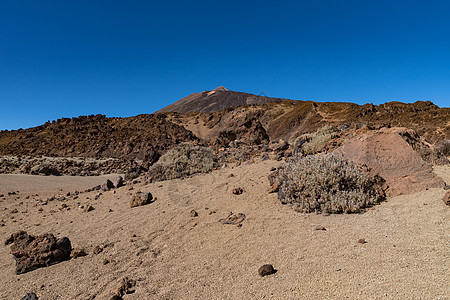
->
{"left": 0, "top": 160, "right": 448, "bottom": 300}
{"left": 0, "top": 174, "right": 122, "bottom": 196}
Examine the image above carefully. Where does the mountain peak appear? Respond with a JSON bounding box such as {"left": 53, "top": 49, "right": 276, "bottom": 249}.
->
{"left": 213, "top": 86, "right": 229, "bottom": 92}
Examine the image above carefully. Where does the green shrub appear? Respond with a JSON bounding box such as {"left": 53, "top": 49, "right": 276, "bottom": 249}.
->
{"left": 275, "top": 153, "right": 384, "bottom": 213}
{"left": 293, "top": 126, "right": 338, "bottom": 155}
{"left": 147, "top": 143, "right": 218, "bottom": 182}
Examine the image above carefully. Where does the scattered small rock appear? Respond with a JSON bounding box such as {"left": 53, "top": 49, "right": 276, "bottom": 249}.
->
{"left": 130, "top": 192, "right": 153, "bottom": 208}
{"left": 442, "top": 191, "right": 450, "bottom": 205}
{"left": 258, "top": 264, "right": 276, "bottom": 277}
{"left": 115, "top": 176, "right": 124, "bottom": 188}
{"left": 227, "top": 173, "right": 234, "bottom": 178}
{"left": 101, "top": 179, "right": 114, "bottom": 191}
{"left": 232, "top": 187, "right": 244, "bottom": 195}
{"left": 315, "top": 225, "right": 326, "bottom": 231}
{"left": 219, "top": 212, "right": 246, "bottom": 225}
{"left": 84, "top": 205, "right": 95, "bottom": 212}
{"left": 57, "top": 196, "right": 66, "bottom": 201}
{"left": 190, "top": 210, "right": 198, "bottom": 217}
{"left": 94, "top": 193, "right": 102, "bottom": 200}
{"left": 92, "top": 245, "right": 103, "bottom": 255}
{"left": 21, "top": 292, "right": 39, "bottom": 300}
{"left": 358, "top": 238, "right": 367, "bottom": 244}
{"left": 112, "top": 277, "right": 136, "bottom": 297}
{"left": 71, "top": 248, "right": 87, "bottom": 258}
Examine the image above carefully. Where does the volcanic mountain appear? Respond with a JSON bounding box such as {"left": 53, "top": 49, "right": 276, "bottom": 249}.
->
{"left": 0, "top": 88, "right": 448, "bottom": 165}
{"left": 156, "top": 86, "right": 288, "bottom": 114}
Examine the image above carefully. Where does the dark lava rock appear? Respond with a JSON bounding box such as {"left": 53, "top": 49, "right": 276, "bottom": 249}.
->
{"left": 443, "top": 191, "right": 450, "bottom": 206}
{"left": 5, "top": 231, "right": 72, "bottom": 274}
{"left": 315, "top": 225, "right": 326, "bottom": 231}
{"left": 258, "top": 264, "right": 276, "bottom": 277}
{"left": 130, "top": 192, "right": 153, "bottom": 208}
{"left": 101, "top": 179, "right": 114, "bottom": 191}
{"left": 21, "top": 292, "right": 38, "bottom": 300}
{"left": 232, "top": 187, "right": 243, "bottom": 195}
{"left": 84, "top": 205, "right": 95, "bottom": 212}
{"left": 115, "top": 176, "right": 124, "bottom": 188}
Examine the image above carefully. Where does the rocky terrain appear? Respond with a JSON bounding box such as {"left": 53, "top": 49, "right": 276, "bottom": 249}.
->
{"left": 0, "top": 159, "right": 448, "bottom": 299}
{"left": 0, "top": 87, "right": 449, "bottom": 299}
{"left": 1, "top": 88, "right": 448, "bottom": 178}
{"left": 156, "top": 86, "right": 289, "bottom": 114}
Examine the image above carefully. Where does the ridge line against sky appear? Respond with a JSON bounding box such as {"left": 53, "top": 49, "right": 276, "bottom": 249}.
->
{"left": 1, "top": 0, "right": 449, "bottom": 130}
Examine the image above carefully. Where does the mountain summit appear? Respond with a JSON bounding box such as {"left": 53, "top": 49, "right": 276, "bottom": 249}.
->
{"left": 156, "top": 87, "right": 287, "bottom": 114}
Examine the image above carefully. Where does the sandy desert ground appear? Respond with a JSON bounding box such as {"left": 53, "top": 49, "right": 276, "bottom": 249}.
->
{"left": 0, "top": 160, "right": 448, "bottom": 299}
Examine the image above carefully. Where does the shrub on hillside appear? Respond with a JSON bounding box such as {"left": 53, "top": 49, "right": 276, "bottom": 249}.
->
{"left": 147, "top": 143, "right": 219, "bottom": 182}
{"left": 434, "top": 139, "right": 450, "bottom": 157}
{"left": 273, "top": 153, "right": 384, "bottom": 214}
{"left": 293, "top": 126, "right": 338, "bottom": 155}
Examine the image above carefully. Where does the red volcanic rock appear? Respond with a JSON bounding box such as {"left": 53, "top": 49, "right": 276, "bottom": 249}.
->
{"left": 334, "top": 127, "right": 445, "bottom": 197}
{"left": 5, "top": 231, "right": 72, "bottom": 274}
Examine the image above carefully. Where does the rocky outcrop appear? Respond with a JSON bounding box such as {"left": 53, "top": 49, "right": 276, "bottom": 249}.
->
{"left": 0, "top": 114, "right": 198, "bottom": 165}
{"left": 5, "top": 231, "right": 72, "bottom": 274}
{"left": 215, "top": 114, "right": 269, "bottom": 147}
{"left": 334, "top": 127, "right": 445, "bottom": 197}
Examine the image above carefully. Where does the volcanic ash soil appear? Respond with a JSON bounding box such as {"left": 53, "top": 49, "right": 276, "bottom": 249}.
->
{"left": 0, "top": 160, "right": 449, "bottom": 299}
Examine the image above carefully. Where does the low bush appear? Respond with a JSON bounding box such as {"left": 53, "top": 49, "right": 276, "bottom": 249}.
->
{"left": 293, "top": 126, "right": 338, "bottom": 155}
{"left": 274, "top": 153, "right": 384, "bottom": 213}
{"left": 147, "top": 143, "right": 218, "bottom": 182}
{"left": 434, "top": 139, "right": 450, "bottom": 157}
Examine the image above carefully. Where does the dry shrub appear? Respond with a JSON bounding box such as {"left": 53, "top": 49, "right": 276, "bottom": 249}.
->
{"left": 275, "top": 153, "right": 384, "bottom": 213}
{"left": 434, "top": 139, "right": 450, "bottom": 157}
{"left": 147, "top": 143, "right": 218, "bottom": 182}
{"left": 294, "top": 125, "right": 338, "bottom": 155}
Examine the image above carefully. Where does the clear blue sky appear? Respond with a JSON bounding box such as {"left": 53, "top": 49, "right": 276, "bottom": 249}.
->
{"left": 1, "top": 0, "right": 449, "bottom": 130}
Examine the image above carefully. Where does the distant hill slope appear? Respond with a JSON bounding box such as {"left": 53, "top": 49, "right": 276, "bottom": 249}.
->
{"left": 167, "top": 99, "right": 449, "bottom": 146}
{"left": 0, "top": 89, "right": 448, "bottom": 164}
{"left": 156, "top": 86, "right": 288, "bottom": 114}
{"left": 0, "top": 114, "right": 198, "bottom": 164}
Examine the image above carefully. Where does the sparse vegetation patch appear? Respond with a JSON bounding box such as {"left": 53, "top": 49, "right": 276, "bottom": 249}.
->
{"left": 293, "top": 125, "right": 338, "bottom": 155}
{"left": 147, "top": 143, "right": 219, "bottom": 182}
{"left": 274, "top": 153, "right": 384, "bottom": 213}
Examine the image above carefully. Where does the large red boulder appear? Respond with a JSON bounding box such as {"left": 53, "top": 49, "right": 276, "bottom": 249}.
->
{"left": 334, "top": 127, "right": 444, "bottom": 197}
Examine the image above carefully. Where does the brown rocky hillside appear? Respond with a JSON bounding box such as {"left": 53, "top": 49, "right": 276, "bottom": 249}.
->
{"left": 166, "top": 98, "right": 449, "bottom": 146}
{"left": 156, "top": 86, "right": 288, "bottom": 114}
{"left": 0, "top": 89, "right": 448, "bottom": 165}
{"left": 0, "top": 114, "right": 198, "bottom": 165}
